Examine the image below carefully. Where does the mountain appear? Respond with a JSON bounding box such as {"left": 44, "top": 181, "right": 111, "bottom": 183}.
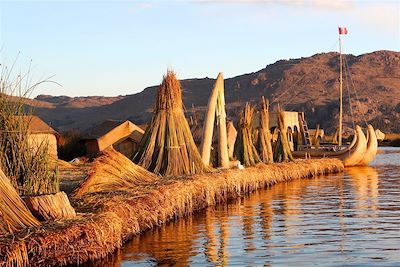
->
{"left": 30, "top": 50, "right": 400, "bottom": 134}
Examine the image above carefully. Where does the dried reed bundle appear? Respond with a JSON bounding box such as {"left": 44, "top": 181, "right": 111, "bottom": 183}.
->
{"left": 200, "top": 73, "right": 222, "bottom": 166}
{"left": 215, "top": 73, "right": 229, "bottom": 168}
{"left": 234, "top": 103, "right": 261, "bottom": 166}
{"left": 226, "top": 121, "right": 237, "bottom": 159}
{"left": 0, "top": 168, "right": 40, "bottom": 235}
{"left": 75, "top": 148, "right": 158, "bottom": 197}
{"left": 134, "top": 70, "right": 209, "bottom": 176}
{"left": 273, "top": 111, "right": 294, "bottom": 162}
{"left": 257, "top": 97, "right": 273, "bottom": 163}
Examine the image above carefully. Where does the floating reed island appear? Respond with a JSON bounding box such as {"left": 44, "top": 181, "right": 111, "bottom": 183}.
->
{"left": 0, "top": 70, "right": 344, "bottom": 266}
{"left": 0, "top": 150, "right": 343, "bottom": 266}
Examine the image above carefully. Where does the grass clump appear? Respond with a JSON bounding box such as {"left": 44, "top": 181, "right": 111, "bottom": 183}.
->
{"left": 0, "top": 62, "right": 58, "bottom": 196}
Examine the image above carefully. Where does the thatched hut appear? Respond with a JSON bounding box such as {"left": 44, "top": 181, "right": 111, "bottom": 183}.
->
{"left": 84, "top": 120, "right": 144, "bottom": 158}
{"left": 14, "top": 115, "right": 59, "bottom": 158}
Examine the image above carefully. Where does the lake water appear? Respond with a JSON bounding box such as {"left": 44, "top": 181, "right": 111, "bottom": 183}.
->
{"left": 98, "top": 147, "right": 400, "bottom": 266}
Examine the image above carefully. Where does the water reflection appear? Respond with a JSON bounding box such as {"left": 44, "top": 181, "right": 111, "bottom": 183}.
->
{"left": 347, "top": 166, "right": 379, "bottom": 216}
{"left": 93, "top": 148, "right": 400, "bottom": 266}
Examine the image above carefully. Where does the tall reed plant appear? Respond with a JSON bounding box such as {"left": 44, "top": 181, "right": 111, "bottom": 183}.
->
{"left": 0, "top": 61, "right": 59, "bottom": 196}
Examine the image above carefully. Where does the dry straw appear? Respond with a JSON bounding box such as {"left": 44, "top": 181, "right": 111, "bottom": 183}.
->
{"left": 0, "top": 158, "right": 343, "bottom": 266}
{"left": 74, "top": 148, "right": 158, "bottom": 197}
{"left": 0, "top": 63, "right": 58, "bottom": 196}
{"left": 273, "top": 111, "right": 294, "bottom": 162}
{"left": 134, "top": 70, "right": 210, "bottom": 176}
{"left": 257, "top": 97, "right": 274, "bottom": 164}
{"left": 0, "top": 168, "right": 40, "bottom": 235}
{"left": 234, "top": 103, "right": 261, "bottom": 166}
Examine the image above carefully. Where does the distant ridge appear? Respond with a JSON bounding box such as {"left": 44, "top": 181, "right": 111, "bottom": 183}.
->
{"left": 30, "top": 50, "right": 400, "bottom": 134}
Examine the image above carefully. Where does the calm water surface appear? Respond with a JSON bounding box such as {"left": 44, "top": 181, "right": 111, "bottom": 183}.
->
{"left": 100, "top": 147, "right": 400, "bottom": 266}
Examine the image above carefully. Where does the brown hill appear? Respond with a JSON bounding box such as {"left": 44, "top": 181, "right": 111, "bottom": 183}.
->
{"left": 30, "top": 50, "right": 400, "bottom": 134}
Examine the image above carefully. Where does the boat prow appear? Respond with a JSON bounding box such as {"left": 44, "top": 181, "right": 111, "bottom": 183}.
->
{"left": 340, "top": 125, "right": 367, "bottom": 167}
{"left": 356, "top": 124, "right": 378, "bottom": 166}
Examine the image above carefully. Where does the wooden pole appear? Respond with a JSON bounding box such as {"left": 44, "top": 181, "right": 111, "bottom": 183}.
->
{"left": 339, "top": 36, "right": 343, "bottom": 147}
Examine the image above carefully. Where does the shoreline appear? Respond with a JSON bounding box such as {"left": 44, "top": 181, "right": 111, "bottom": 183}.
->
{"left": 0, "top": 159, "right": 343, "bottom": 266}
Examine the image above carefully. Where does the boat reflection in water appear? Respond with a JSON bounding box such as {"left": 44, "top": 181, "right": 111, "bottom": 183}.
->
{"left": 90, "top": 149, "right": 400, "bottom": 266}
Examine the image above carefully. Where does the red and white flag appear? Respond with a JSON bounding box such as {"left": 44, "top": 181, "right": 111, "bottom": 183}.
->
{"left": 338, "top": 27, "right": 348, "bottom": 35}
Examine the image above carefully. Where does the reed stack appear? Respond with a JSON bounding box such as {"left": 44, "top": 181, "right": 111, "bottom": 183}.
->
{"left": 215, "top": 73, "right": 229, "bottom": 168}
{"left": 200, "top": 73, "right": 222, "bottom": 166}
{"left": 226, "top": 121, "right": 237, "bottom": 159}
{"left": 134, "top": 70, "right": 209, "bottom": 176}
{"left": 257, "top": 97, "right": 273, "bottom": 164}
{"left": 273, "top": 111, "right": 294, "bottom": 162}
{"left": 234, "top": 103, "right": 261, "bottom": 166}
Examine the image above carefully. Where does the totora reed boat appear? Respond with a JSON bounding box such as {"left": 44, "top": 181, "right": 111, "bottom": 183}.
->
{"left": 292, "top": 27, "right": 378, "bottom": 167}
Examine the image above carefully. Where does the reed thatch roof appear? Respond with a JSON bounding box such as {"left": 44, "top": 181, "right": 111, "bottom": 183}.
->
{"left": 12, "top": 115, "right": 57, "bottom": 135}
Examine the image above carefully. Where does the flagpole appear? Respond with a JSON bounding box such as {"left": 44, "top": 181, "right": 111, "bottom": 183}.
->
{"left": 338, "top": 34, "right": 343, "bottom": 147}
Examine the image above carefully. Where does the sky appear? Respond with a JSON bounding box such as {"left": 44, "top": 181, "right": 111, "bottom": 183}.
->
{"left": 0, "top": 0, "right": 399, "bottom": 97}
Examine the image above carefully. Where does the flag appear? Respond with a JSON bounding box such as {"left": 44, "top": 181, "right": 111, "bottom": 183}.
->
{"left": 338, "top": 27, "right": 348, "bottom": 35}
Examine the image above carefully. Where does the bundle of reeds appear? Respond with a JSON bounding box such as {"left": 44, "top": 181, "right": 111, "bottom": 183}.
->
{"left": 215, "top": 73, "right": 229, "bottom": 168}
{"left": 226, "top": 121, "right": 237, "bottom": 159}
{"left": 200, "top": 73, "right": 221, "bottom": 166}
{"left": 257, "top": 97, "right": 274, "bottom": 163}
{"left": 234, "top": 103, "right": 261, "bottom": 166}
{"left": 0, "top": 168, "right": 40, "bottom": 235}
{"left": 75, "top": 148, "right": 158, "bottom": 197}
{"left": 134, "top": 70, "right": 209, "bottom": 176}
{"left": 273, "top": 111, "right": 294, "bottom": 162}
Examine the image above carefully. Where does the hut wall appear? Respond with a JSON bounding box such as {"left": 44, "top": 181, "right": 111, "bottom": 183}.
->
{"left": 28, "top": 133, "right": 58, "bottom": 158}
{"left": 85, "top": 139, "right": 100, "bottom": 157}
{"left": 114, "top": 138, "right": 138, "bottom": 159}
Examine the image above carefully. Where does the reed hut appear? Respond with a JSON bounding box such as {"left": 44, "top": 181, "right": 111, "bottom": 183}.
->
{"left": 84, "top": 120, "right": 144, "bottom": 158}
{"left": 13, "top": 116, "right": 59, "bottom": 158}
{"left": 134, "top": 70, "right": 209, "bottom": 176}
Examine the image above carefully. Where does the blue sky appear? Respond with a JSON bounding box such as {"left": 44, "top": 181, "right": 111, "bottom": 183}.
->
{"left": 0, "top": 0, "right": 399, "bottom": 97}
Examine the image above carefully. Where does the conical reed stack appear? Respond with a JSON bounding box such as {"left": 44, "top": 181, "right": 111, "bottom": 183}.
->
{"left": 257, "top": 97, "right": 273, "bottom": 163}
{"left": 134, "top": 70, "right": 209, "bottom": 176}
{"left": 234, "top": 103, "right": 261, "bottom": 166}
{"left": 273, "top": 111, "right": 294, "bottom": 162}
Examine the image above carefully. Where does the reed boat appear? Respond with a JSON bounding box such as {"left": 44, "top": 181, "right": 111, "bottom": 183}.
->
{"left": 292, "top": 124, "right": 378, "bottom": 167}
{"left": 291, "top": 28, "right": 378, "bottom": 167}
